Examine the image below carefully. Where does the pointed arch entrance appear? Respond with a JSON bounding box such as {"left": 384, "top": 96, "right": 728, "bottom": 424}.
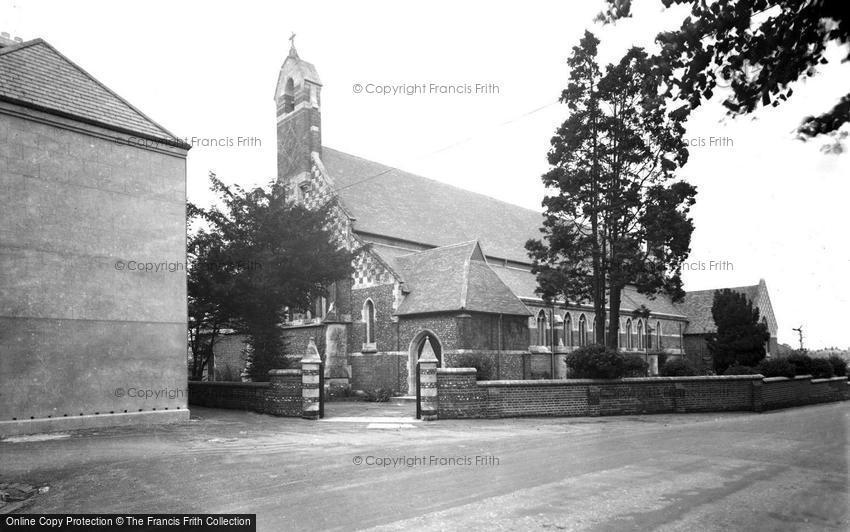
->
{"left": 407, "top": 331, "right": 442, "bottom": 395}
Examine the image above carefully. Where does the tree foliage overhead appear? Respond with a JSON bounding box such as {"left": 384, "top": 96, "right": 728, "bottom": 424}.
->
{"left": 706, "top": 288, "right": 771, "bottom": 372}
{"left": 527, "top": 31, "right": 697, "bottom": 348}
{"left": 188, "top": 172, "right": 353, "bottom": 380}
{"left": 599, "top": 0, "right": 850, "bottom": 148}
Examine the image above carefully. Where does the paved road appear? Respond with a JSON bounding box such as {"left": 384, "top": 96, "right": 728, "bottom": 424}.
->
{"left": 1, "top": 402, "right": 847, "bottom": 531}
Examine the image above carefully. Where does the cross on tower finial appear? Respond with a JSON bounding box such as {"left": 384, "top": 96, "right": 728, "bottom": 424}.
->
{"left": 288, "top": 32, "right": 299, "bottom": 58}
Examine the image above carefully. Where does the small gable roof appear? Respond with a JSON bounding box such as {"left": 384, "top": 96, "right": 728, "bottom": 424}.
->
{"left": 677, "top": 281, "right": 774, "bottom": 335}
{"left": 321, "top": 148, "right": 544, "bottom": 264}
{"left": 394, "top": 241, "right": 530, "bottom": 317}
{"left": 0, "top": 39, "right": 187, "bottom": 147}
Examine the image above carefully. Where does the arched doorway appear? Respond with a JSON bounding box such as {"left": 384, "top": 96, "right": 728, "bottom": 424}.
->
{"left": 407, "top": 331, "right": 442, "bottom": 395}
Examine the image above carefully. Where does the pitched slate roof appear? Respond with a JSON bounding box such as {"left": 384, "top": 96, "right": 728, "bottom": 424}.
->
{"left": 620, "top": 286, "right": 684, "bottom": 317}
{"left": 0, "top": 39, "right": 186, "bottom": 146}
{"left": 394, "top": 241, "right": 530, "bottom": 316}
{"left": 489, "top": 263, "right": 686, "bottom": 317}
{"left": 321, "top": 148, "right": 544, "bottom": 264}
{"left": 676, "top": 283, "right": 761, "bottom": 334}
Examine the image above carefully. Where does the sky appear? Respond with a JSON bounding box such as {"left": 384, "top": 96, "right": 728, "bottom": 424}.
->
{"left": 2, "top": 0, "right": 848, "bottom": 349}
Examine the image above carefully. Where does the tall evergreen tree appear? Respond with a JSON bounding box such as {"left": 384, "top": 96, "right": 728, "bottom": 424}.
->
{"left": 526, "top": 31, "right": 608, "bottom": 343}
{"left": 707, "top": 289, "right": 771, "bottom": 372}
{"left": 527, "top": 33, "right": 696, "bottom": 349}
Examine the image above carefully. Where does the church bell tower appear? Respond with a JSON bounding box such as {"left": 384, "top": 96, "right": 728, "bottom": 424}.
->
{"left": 275, "top": 34, "right": 322, "bottom": 200}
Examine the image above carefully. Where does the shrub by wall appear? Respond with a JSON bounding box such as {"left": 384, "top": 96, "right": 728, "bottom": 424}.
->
{"left": 623, "top": 355, "right": 650, "bottom": 377}
{"left": 723, "top": 365, "right": 760, "bottom": 376}
{"left": 452, "top": 352, "right": 497, "bottom": 380}
{"left": 565, "top": 345, "right": 641, "bottom": 379}
{"left": 787, "top": 352, "right": 814, "bottom": 376}
{"left": 660, "top": 358, "right": 698, "bottom": 377}
{"left": 757, "top": 358, "right": 796, "bottom": 378}
{"left": 810, "top": 358, "right": 835, "bottom": 379}
{"left": 828, "top": 355, "right": 848, "bottom": 377}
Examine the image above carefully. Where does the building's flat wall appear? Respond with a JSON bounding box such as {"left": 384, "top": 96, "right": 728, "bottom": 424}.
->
{"left": 0, "top": 105, "right": 188, "bottom": 435}
{"left": 683, "top": 334, "right": 712, "bottom": 372}
{"left": 350, "top": 282, "right": 397, "bottom": 352}
{"left": 210, "top": 333, "right": 249, "bottom": 380}
{"left": 456, "top": 313, "right": 528, "bottom": 351}
{"left": 434, "top": 369, "right": 849, "bottom": 419}
{"left": 350, "top": 352, "right": 407, "bottom": 393}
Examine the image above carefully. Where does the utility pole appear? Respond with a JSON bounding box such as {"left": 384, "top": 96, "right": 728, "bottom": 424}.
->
{"left": 791, "top": 325, "right": 804, "bottom": 351}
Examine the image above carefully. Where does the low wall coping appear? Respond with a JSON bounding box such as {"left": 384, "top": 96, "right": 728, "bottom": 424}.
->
{"left": 444, "top": 350, "right": 529, "bottom": 356}
{"left": 794, "top": 374, "right": 813, "bottom": 380}
{"left": 281, "top": 322, "right": 323, "bottom": 330}
{"left": 268, "top": 369, "right": 302, "bottom": 376}
{"left": 188, "top": 381, "right": 270, "bottom": 388}
{"left": 349, "top": 351, "right": 406, "bottom": 357}
{"left": 812, "top": 376, "right": 848, "bottom": 383}
{"left": 476, "top": 374, "right": 763, "bottom": 387}
{"left": 622, "top": 375, "right": 763, "bottom": 382}
{"left": 762, "top": 376, "right": 791, "bottom": 383}
{"left": 436, "top": 368, "right": 478, "bottom": 375}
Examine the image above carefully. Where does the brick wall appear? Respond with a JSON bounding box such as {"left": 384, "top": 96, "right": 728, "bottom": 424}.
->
{"left": 351, "top": 283, "right": 398, "bottom": 352}
{"left": 434, "top": 370, "right": 849, "bottom": 419}
{"left": 442, "top": 350, "right": 527, "bottom": 380}
{"left": 350, "top": 352, "right": 408, "bottom": 393}
{"left": 285, "top": 324, "right": 325, "bottom": 358}
{"left": 189, "top": 369, "right": 302, "bottom": 416}
{"left": 683, "top": 334, "right": 713, "bottom": 372}
{"left": 398, "top": 315, "right": 459, "bottom": 352}
{"left": 761, "top": 376, "right": 849, "bottom": 410}
{"left": 211, "top": 333, "right": 249, "bottom": 380}
{"left": 456, "top": 313, "right": 528, "bottom": 351}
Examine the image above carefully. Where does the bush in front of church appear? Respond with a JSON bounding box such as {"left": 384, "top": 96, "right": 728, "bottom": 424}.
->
{"left": 622, "top": 355, "right": 649, "bottom": 377}
{"left": 809, "top": 358, "right": 835, "bottom": 379}
{"left": 828, "top": 355, "right": 847, "bottom": 377}
{"left": 565, "top": 345, "right": 643, "bottom": 379}
{"left": 787, "top": 352, "right": 814, "bottom": 376}
{"left": 722, "top": 364, "right": 760, "bottom": 376}
{"left": 660, "top": 358, "right": 698, "bottom": 377}
{"left": 756, "top": 358, "right": 795, "bottom": 378}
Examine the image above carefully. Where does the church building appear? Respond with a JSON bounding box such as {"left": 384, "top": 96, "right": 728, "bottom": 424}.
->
{"left": 232, "top": 41, "right": 780, "bottom": 393}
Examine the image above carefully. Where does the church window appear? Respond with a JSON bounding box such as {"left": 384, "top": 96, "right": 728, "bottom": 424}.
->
{"left": 656, "top": 321, "right": 662, "bottom": 349}
{"left": 578, "top": 314, "right": 587, "bottom": 346}
{"left": 536, "top": 310, "right": 548, "bottom": 346}
{"left": 678, "top": 322, "right": 683, "bottom": 350}
{"left": 636, "top": 320, "right": 644, "bottom": 350}
{"left": 564, "top": 313, "right": 572, "bottom": 347}
{"left": 363, "top": 299, "right": 376, "bottom": 344}
{"left": 626, "top": 319, "right": 633, "bottom": 350}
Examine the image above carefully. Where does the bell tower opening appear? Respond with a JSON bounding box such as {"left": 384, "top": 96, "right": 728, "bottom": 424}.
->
{"left": 282, "top": 78, "right": 295, "bottom": 114}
